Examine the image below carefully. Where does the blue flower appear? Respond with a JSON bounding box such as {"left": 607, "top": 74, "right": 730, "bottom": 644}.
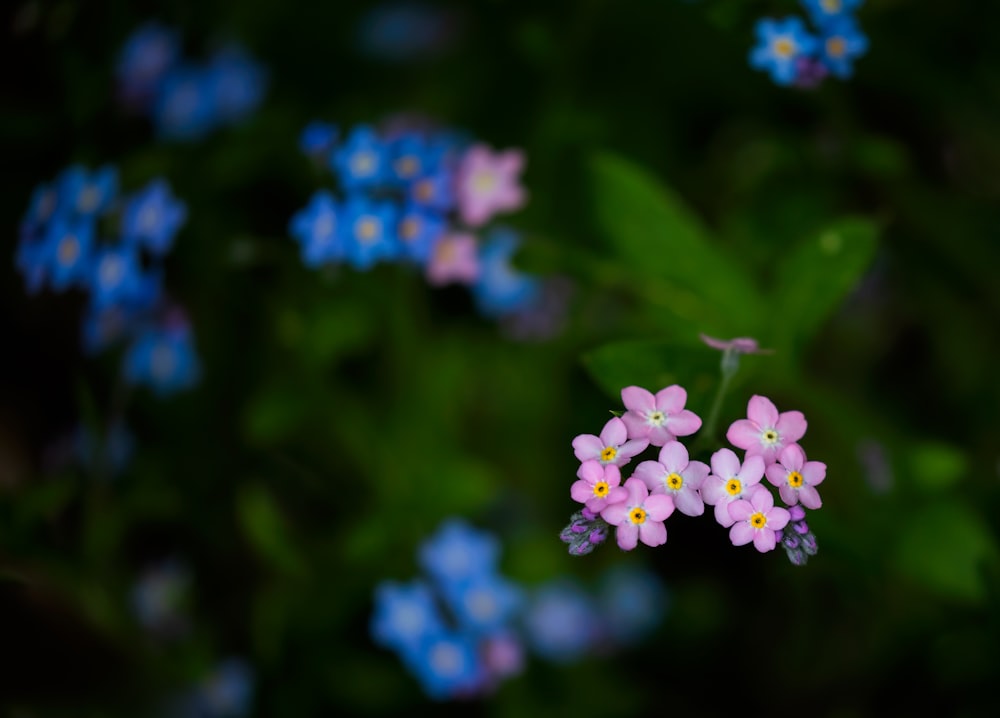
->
{"left": 122, "top": 179, "right": 188, "bottom": 256}
{"left": 818, "top": 16, "right": 869, "bottom": 79}
{"left": 440, "top": 573, "right": 522, "bottom": 636}
{"left": 299, "top": 121, "right": 339, "bottom": 159}
{"left": 59, "top": 165, "right": 119, "bottom": 217}
{"left": 16, "top": 236, "right": 49, "bottom": 295}
{"left": 407, "top": 168, "right": 456, "bottom": 212}
{"left": 116, "top": 22, "right": 181, "bottom": 108}
{"left": 88, "top": 246, "right": 147, "bottom": 309}
{"left": 406, "top": 631, "right": 481, "bottom": 700}
{"left": 42, "top": 215, "right": 95, "bottom": 291}
{"left": 596, "top": 565, "right": 668, "bottom": 645}
{"left": 389, "top": 133, "right": 433, "bottom": 186}
{"left": 124, "top": 323, "right": 200, "bottom": 396}
{"left": 200, "top": 659, "right": 254, "bottom": 717}
{"left": 289, "top": 190, "right": 342, "bottom": 267}
{"left": 207, "top": 45, "right": 268, "bottom": 125}
{"left": 81, "top": 303, "right": 138, "bottom": 354}
{"left": 371, "top": 580, "right": 446, "bottom": 655}
{"left": 332, "top": 125, "right": 390, "bottom": 189}
{"left": 523, "top": 580, "right": 599, "bottom": 663}
{"left": 20, "top": 182, "right": 60, "bottom": 237}
{"left": 130, "top": 558, "right": 190, "bottom": 636}
{"left": 418, "top": 519, "right": 500, "bottom": 587}
{"left": 472, "top": 229, "right": 540, "bottom": 317}
{"left": 396, "top": 205, "right": 446, "bottom": 264}
{"left": 153, "top": 66, "right": 219, "bottom": 141}
{"left": 801, "top": 0, "right": 864, "bottom": 28}
{"left": 749, "top": 17, "right": 819, "bottom": 86}
{"left": 340, "top": 194, "right": 400, "bottom": 270}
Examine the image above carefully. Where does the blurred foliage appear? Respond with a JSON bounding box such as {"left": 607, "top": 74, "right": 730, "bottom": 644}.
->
{"left": 2, "top": 0, "right": 1000, "bottom": 716}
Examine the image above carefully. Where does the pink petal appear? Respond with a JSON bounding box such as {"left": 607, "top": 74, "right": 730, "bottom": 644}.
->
{"left": 765, "top": 464, "right": 787, "bottom": 488}
{"left": 605, "top": 486, "right": 629, "bottom": 505}
{"left": 570, "top": 480, "right": 592, "bottom": 504}
{"left": 644, "top": 494, "right": 675, "bottom": 521}
{"left": 633, "top": 460, "right": 666, "bottom": 492}
{"left": 615, "top": 438, "right": 650, "bottom": 462}
{"left": 577, "top": 460, "right": 604, "bottom": 483}
{"left": 778, "top": 444, "right": 805, "bottom": 471}
{"left": 600, "top": 417, "right": 628, "bottom": 447}
{"left": 639, "top": 520, "right": 667, "bottom": 547}
{"left": 727, "top": 499, "right": 753, "bottom": 522}
{"left": 498, "top": 149, "right": 525, "bottom": 175}
{"left": 739, "top": 455, "right": 766, "bottom": 484}
{"left": 797, "top": 485, "right": 822, "bottom": 510}
{"left": 572, "top": 434, "right": 603, "bottom": 462}
{"left": 802, "top": 461, "right": 826, "bottom": 487}
{"left": 616, "top": 523, "right": 638, "bottom": 551}
{"left": 726, "top": 420, "right": 761, "bottom": 451}
{"left": 714, "top": 500, "right": 736, "bottom": 527}
{"left": 647, "top": 424, "right": 677, "bottom": 446}
{"left": 623, "top": 477, "right": 648, "bottom": 505}
{"left": 622, "top": 412, "right": 652, "bottom": 440}
{"left": 752, "top": 529, "right": 777, "bottom": 552}
{"left": 766, "top": 506, "right": 790, "bottom": 531}
{"left": 699, "top": 334, "right": 731, "bottom": 350}
{"left": 749, "top": 486, "right": 774, "bottom": 512}
{"left": 710, "top": 448, "right": 741, "bottom": 478}
{"left": 683, "top": 461, "right": 710, "bottom": 489}
{"left": 673, "top": 488, "right": 705, "bottom": 517}
{"left": 654, "top": 385, "right": 687, "bottom": 414}
{"left": 747, "top": 395, "right": 779, "bottom": 427}
{"left": 666, "top": 409, "right": 701, "bottom": 438}
{"left": 621, "top": 386, "right": 655, "bottom": 413}
{"left": 730, "top": 522, "right": 754, "bottom": 546}
{"left": 601, "top": 502, "right": 628, "bottom": 526}
{"left": 775, "top": 411, "right": 807, "bottom": 443}
{"left": 658, "top": 441, "right": 689, "bottom": 473}
{"left": 700, "top": 476, "right": 727, "bottom": 505}
{"left": 778, "top": 485, "right": 798, "bottom": 506}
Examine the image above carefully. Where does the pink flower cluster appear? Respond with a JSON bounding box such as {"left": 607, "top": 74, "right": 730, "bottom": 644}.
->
{"left": 566, "top": 387, "right": 827, "bottom": 558}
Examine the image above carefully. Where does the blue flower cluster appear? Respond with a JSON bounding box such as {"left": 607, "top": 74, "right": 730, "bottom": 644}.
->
{"left": 290, "top": 121, "right": 563, "bottom": 331}
{"left": 116, "top": 22, "right": 268, "bottom": 141}
{"left": 16, "top": 165, "right": 200, "bottom": 396}
{"left": 749, "top": 1, "right": 868, "bottom": 88}
{"left": 372, "top": 519, "right": 668, "bottom": 699}
{"left": 371, "top": 519, "right": 525, "bottom": 699}
{"left": 166, "top": 658, "right": 255, "bottom": 718}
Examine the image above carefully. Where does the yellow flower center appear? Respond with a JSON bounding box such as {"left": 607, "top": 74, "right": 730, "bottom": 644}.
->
{"left": 821, "top": 0, "right": 841, "bottom": 12}
{"left": 400, "top": 217, "right": 420, "bottom": 241}
{"left": 315, "top": 215, "right": 334, "bottom": 238}
{"left": 356, "top": 217, "right": 381, "bottom": 242}
{"left": 600, "top": 446, "right": 617, "bottom": 462}
{"left": 78, "top": 185, "right": 100, "bottom": 212}
{"left": 473, "top": 171, "right": 497, "bottom": 193}
{"left": 415, "top": 179, "right": 434, "bottom": 201}
{"left": 434, "top": 238, "right": 456, "bottom": 262}
{"left": 151, "top": 344, "right": 176, "bottom": 378}
{"left": 395, "top": 155, "right": 420, "bottom": 178}
{"left": 725, "top": 478, "right": 742, "bottom": 496}
{"left": 100, "top": 257, "right": 123, "bottom": 286}
{"left": 773, "top": 37, "right": 795, "bottom": 58}
{"left": 649, "top": 411, "right": 665, "bottom": 426}
{"left": 762, "top": 429, "right": 779, "bottom": 445}
{"left": 58, "top": 235, "right": 79, "bottom": 265}
{"left": 351, "top": 151, "right": 376, "bottom": 177}
{"left": 629, "top": 507, "right": 647, "bottom": 525}
{"left": 827, "top": 37, "right": 846, "bottom": 58}
{"left": 750, "top": 512, "right": 767, "bottom": 529}
{"left": 593, "top": 481, "right": 609, "bottom": 497}
{"left": 666, "top": 473, "right": 683, "bottom": 490}
{"left": 788, "top": 471, "right": 804, "bottom": 488}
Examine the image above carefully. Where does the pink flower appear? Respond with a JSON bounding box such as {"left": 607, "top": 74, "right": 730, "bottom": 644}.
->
{"left": 765, "top": 444, "right": 826, "bottom": 509}
{"left": 620, "top": 385, "right": 702, "bottom": 446}
{"left": 426, "top": 232, "right": 480, "bottom": 286}
{"left": 700, "top": 448, "right": 765, "bottom": 527}
{"left": 570, "top": 460, "right": 628, "bottom": 512}
{"left": 699, "top": 334, "right": 771, "bottom": 354}
{"left": 600, "top": 477, "right": 674, "bottom": 551}
{"left": 632, "top": 441, "right": 710, "bottom": 517}
{"left": 727, "top": 395, "right": 807, "bottom": 465}
{"left": 728, "top": 485, "right": 790, "bottom": 552}
{"left": 572, "top": 417, "right": 649, "bottom": 469}
{"left": 456, "top": 145, "right": 527, "bottom": 227}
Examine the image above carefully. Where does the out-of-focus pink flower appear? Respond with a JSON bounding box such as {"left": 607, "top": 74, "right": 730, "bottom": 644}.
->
{"left": 728, "top": 485, "right": 790, "bottom": 552}
{"left": 701, "top": 448, "right": 766, "bottom": 527}
{"left": 727, "top": 395, "right": 807, "bottom": 465}
{"left": 766, "top": 444, "right": 826, "bottom": 509}
{"left": 425, "top": 232, "right": 479, "bottom": 286}
{"left": 633, "top": 441, "right": 710, "bottom": 517}
{"left": 600, "top": 477, "right": 674, "bottom": 551}
{"left": 570, "top": 460, "right": 628, "bottom": 512}
{"left": 620, "top": 385, "right": 701, "bottom": 447}
{"left": 456, "top": 145, "right": 526, "bottom": 227}
{"left": 699, "top": 334, "right": 771, "bottom": 354}
{"left": 572, "top": 417, "right": 649, "bottom": 469}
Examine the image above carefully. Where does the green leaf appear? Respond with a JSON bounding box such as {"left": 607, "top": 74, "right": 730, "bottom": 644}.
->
{"left": 909, "top": 442, "right": 968, "bottom": 492}
{"left": 237, "top": 485, "right": 306, "bottom": 577}
{"left": 893, "top": 501, "right": 998, "bottom": 603}
{"left": 772, "top": 217, "right": 879, "bottom": 353}
{"left": 587, "top": 152, "right": 764, "bottom": 333}
{"left": 581, "top": 340, "right": 720, "bottom": 402}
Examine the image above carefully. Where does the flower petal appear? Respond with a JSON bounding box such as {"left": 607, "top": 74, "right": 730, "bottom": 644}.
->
{"left": 775, "top": 410, "right": 807, "bottom": 444}
{"left": 644, "top": 494, "right": 675, "bottom": 522}
{"left": 749, "top": 486, "right": 774, "bottom": 512}
{"left": 621, "top": 386, "right": 655, "bottom": 413}
{"left": 658, "top": 441, "right": 689, "bottom": 473}
{"left": 570, "top": 480, "right": 592, "bottom": 504}
{"left": 778, "top": 444, "right": 805, "bottom": 471}
{"left": 622, "top": 412, "right": 651, "bottom": 441}
{"left": 655, "top": 385, "right": 687, "bottom": 414}
{"left": 604, "top": 464, "right": 622, "bottom": 488}
{"left": 701, "top": 476, "right": 727, "bottom": 505}
{"left": 600, "top": 417, "right": 628, "bottom": 446}
{"left": 726, "top": 420, "right": 761, "bottom": 451}
{"left": 639, "top": 520, "right": 667, "bottom": 547}
{"left": 797, "top": 485, "right": 822, "bottom": 510}
{"left": 623, "top": 477, "right": 648, "bottom": 506}
{"left": 730, "top": 522, "right": 754, "bottom": 546}
{"left": 747, "top": 395, "right": 779, "bottom": 427}
{"left": 616, "top": 523, "right": 638, "bottom": 551}
{"left": 601, "top": 502, "right": 628, "bottom": 526}
{"left": 778, "top": 485, "right": 798, "bottom": 506}
{"left": 766, "top": 506, "right": 790, "bottom": 531}
{"left": 572, "top": 434, "right": 603, "bottom": 462}
{"left": 711, "top": 448, "right": 741, "bottom": 478}
{"left": 665, "top": 409, "right": 701, "bottom": 438}
{"left": 673, "top": 488, "right": 704, "bottom": 517}
{"left": 739, "top": 455, "right": 766, "bottom": 484}
{"left": 633, "top": 460, "right": 666, "bottom": 492}
{"left": 714, "top": 500, "right": 736, "bottom": 527}
{"left": 752, "top": 529, "right": 777, "bottom": 552}
{"left": 727, "top": 499, "right": 753, "bottom": 522}
{"left": 765, "top": 464, "right": 787, "bottom": 488}
{"left": 682, "top": 460, "right": 710, "bottom": 489}
{"left": 577, "top": 460, "right": 603, "bottom": 483}
{"left": 802, "top": 461, "right": 826, "bottom": 487}
{"left": 616, "top": 438, "right": 650, "bottom": 462}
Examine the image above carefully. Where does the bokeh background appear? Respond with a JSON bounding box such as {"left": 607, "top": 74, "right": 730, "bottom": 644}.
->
{"left": 2, "top": 0, "right": 1000, "bottom": 715}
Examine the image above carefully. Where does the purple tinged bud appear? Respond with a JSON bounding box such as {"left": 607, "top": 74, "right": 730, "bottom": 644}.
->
{"left": 782, "top": 533, "right": 801, "bottom": 550}
{"left": 581, "top": 508, "right": 597, "bottom": 521}
{"left": 802, "top": 533, "right": 818, "bottom": 555}
{"left": 559, "top": 528, "right": 576, "bottom": 544}
{"left": 569, "top": 540, "right": 594, "bottom": 557}
{"left": 588, "top": 529, "right": 606, "bottom": 545}
{"left": 786, "top": 548, "right": 808, "bottom": 566}
{"left": 793, "top": 520, "right": 810, "bottom": 535}
{"left": 788, "top": 505, "right": 807, "bottom": 522}
{"left": 571, "top": 523, "right": 588, "bottom": 534}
